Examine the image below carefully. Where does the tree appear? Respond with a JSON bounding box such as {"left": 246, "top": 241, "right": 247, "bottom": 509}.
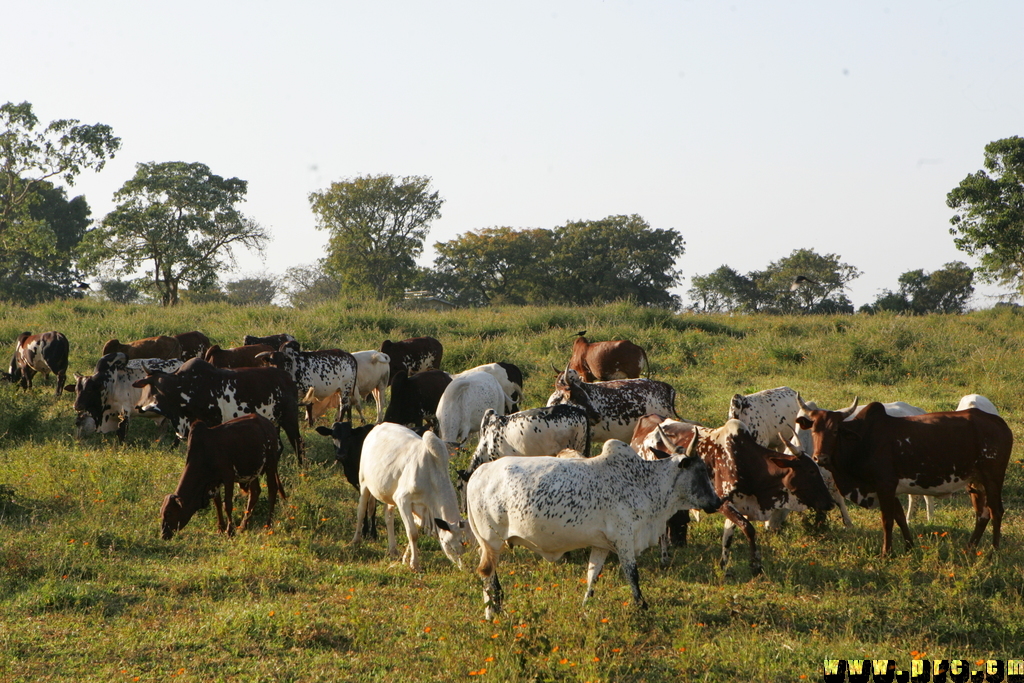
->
{"left": 548, "top": 215, "right": 685, "bottom": 309}
{"left": 948, "top": 136, "right": 1024, "bottom": 295}
{"left": 864, "top": 261, "right": 975, "bottom": 314}
{"left": 309, "top": 174, "right": 443, "bottom": 301}
{"left": 0, "top": 101, "right": 120, "bottom": 301}
{"left": 226, "top": 275, "right": 277, "bottom": 306}
{"left": 80, "top": 161, "right": 269, "bottom": 306}
{"left": 282, "top": 261, "right": 342, "bottom": 307}
{"left": 429, "top": 227, "right": 555, "bottom": 306}
{"left": 688, "top": 265, "right": 759, "bottom": 313}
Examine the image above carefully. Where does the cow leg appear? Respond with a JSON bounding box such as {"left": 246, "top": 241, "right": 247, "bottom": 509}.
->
{"left": 479, "top": 543, "right": 504, "bottom": 620}
{"left": 393, "top": 497, "right": 422, "bottom": 570}
{"left": 667, "top": 510, "right": 688, "bottom": 546}
{"left": 305, "top": 403, "right": 315, "bottom": 428}
{"left": 720, "top": 502, "right": 759, "bottom": 576}
{"left": 877, "top": 491, "right": 911, "bottom": 555}
{"left": 54, "top": 370, "right": 66, "bottom": 397}
{"left": 583, "top": 547, "right": 610, "bottom": 606}
{"left": 352, "top": 487, "right": 372, "bottom": 544}
{"left": 362, "top": 498, "right": 379, "bottom": 540}
{"left": 372, "top": 387, "right": 385, "bottom": 424}
{"left": 222, "top": 482, "right": 237, "bottom": 537}
{"left": 924, "top": 495, "right": 935, "bottom": 523}
{"left": 765, "top": 509, "right": 788, "bottom": 531}
{"left": 905, "top": 494, "right": 917, "bottom": 519}
{"left": 384, "top": 504, "right": 400, "bottom": 559}
{"left": 618, "top": 550, "right": 647, "bottom": 610}
{"left": 966, "top": 484, "right": 994, "bottom": 548}
{"left": 116, "top": 416, "right": 129, "bottom": 444}
{"left": 818, "top": 468, "right": 853, "bottom": 528}
{"left": 264, "top": 470, "right": 279, "bottom": 529}
{"left": 211, "top": 487, "right": 228, "bottom": 534}
{"left": 238, "top": 480, "right": 261, "bottom": 531}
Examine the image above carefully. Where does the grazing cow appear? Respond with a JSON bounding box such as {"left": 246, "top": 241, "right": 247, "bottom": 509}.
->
{"left": 660, "top": 419, "right": 835, "bottom": 575}
{"left": 256, "top": 341, "right": 357, "bottom": 427}
{"left": 132, "top": 358, "right": 304, "bottom": 463}
{"left": 381, "top": 336, "right": 443, "bottom": 383}
{"left": 436, "top": 372, "right": 511, "bottom": 444}
{"left": 383, "top": 369, "right": 452, "bottom": 429}
{"left": 174, "top": 331, "right": 212, "bottom": 360}
{"left": 102, "top": 336, "right": 182, "bottom": 361}
{"left": 204, "top": 344, "right": 274, "bottom": 369}
{"left": 452, "top": 362, "right": 525, "bottom": 413}
{"left": 466, "top": 439, "right": 722, "bottom": 618}
{"left": 796, "top": 401, "right": 1013, "bottom": 555}
{"left": 461, "top": 404, "right": 591, "bottom": 481}
{"left": 160, "top": 414, "right": 285, "bottom": 540}
{"left": 4, "top": 331, "right": 69, "bottom": 396}
{"left": 351, "top": 423, "right": 469, "bottom": 572}
{"left": 315, "top": 421, "right": 378, "bottom": 538}
{"left": 568, "top": 331, "right": 648, "bottom": 382}
{"left": 546, "top": 367, "right": 677, "bottom": 443}
{"left": 350, "top": 350, "right": 391, "bottom": 423}
{"left": 68, "top": 353, "right": 183, "bottom": 441}
{"left": 243, "top": 333, "right": 296, "bottom": 349}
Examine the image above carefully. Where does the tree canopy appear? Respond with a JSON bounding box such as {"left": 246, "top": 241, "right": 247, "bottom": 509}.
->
{"left": 310, "top": 174, "right": 443, "bottom": 301}
{"left": 948, "top": 136, "right": 1024, "bottom": 296}
{"left": 79, "top": 161, "right": 268, "bottom": 306}
{"left": 863, "top": 261, "right": 975, "bottom": 314}
{"left": 0, "top": 101, "right": 120, "bottom": 302}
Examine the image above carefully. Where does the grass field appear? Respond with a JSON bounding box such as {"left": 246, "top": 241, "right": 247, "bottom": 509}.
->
{"left": 2, "top": 300, "right": 1023, "bottom": 682}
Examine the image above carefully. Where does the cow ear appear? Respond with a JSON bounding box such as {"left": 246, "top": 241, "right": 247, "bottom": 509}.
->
{"left": 434, "top": 518, "right": 452, "bottom": 532}
{"left": 649, "top": 447, "right": 671, "bottom": 460}
{"left": 456, "top": 469, "right": 470, "bottom": 482}
{"left": 768, "top": 456, "right": 797, "bottom": 470}
{"left": 64, "top": 384, "right": 76, "bottom": 393}
{"left": 795, "top": 416, "right": 813, "bottom": 430}
{"left": 315, "top": 426, "right": 332, "bottom": 436}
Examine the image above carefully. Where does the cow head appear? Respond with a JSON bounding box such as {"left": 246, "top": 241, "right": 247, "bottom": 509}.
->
{"left": 315, "top": 421, "right": 374, "bottom": 490}
{"left": 794, "top": 396, "right": 859, "bottom": 467}
{"left": 769, "top": 455, "right": 836, "bottom": 512}
{"left": 160, "top": 491, "right": 209, "bottom": 540}
{"left": 132, "top": 370, "right": 182, "bottom": 419}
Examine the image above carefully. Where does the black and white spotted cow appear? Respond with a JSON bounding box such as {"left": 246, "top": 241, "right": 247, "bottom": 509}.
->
{"left": 4, "top": 331, "right": 69, "bottom": 396}
{"left": 256, "top": 341, "right": 357, "bottom": 427}
{"left": 132, "top": 358, "right": 304, "bottom": 463}
{"left": 461, "top": 403, "right": 591, "bottom": 481}
{"left": 452, "top": 362, "right": 525, "bottom": 413}
{"left": 546, "top": 367, "right": 677, "bottom": 443}
{"left": 466, "top": 439, "right": 723, "bottom": 618}
{"left": 727, "top": 386, "right": 802, "bottom": 451}
{"left": 69, "top": 353, "right": 183, "bottom": 442}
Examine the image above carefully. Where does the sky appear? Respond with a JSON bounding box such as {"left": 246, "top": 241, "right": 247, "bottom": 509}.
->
{"left": 4, "top": 1, "right": 1022, "bottom": 308}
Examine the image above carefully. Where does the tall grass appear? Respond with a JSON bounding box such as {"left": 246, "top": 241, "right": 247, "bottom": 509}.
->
{"left": 1, "top": 300, "right": 1023, "bottom": 681}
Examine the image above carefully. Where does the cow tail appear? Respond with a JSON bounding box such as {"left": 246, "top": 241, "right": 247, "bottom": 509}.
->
{"left": 274, "top": 470, "right": 287, "bottom": 500}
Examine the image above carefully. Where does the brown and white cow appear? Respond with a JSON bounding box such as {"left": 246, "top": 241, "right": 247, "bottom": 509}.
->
{"left": 4, "top": 331, "right": 69, "bottom": 396}
{"left": 568, "top": 331, "right": 648, "bottom": 382}
{"left": 160, "top": 414, "right": 285, "bottom": 540}
{"left": 256, "top": 341, "right": 357, "bottom": 427}
{"left": 102, "top": 336, "right": 182, "bottom": 361}
{"left": 132, "top": 358, "right": 304, "bottom": 464}
{"left": 174, "top": 331, "right": 212, "bottom": 360}
{"left": 796, "top": 401, "right": 1013, "bottom": 555}
{"left": 381, "top": 336, "right": 443, "bottom": 384}
{"left": 204, "top": 344, "right": 275, "bottom": 369}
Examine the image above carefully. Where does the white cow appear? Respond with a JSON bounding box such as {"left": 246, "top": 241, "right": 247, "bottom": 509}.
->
{"left": 463, "top": 404, "right": 591, "bottom": 479}
{"left": 436, "top": 372, "right": 511, "bottom": 444}
{"left": 957, "top": 394, "right": 998, "bottom": 415}
{"left": 352, "top": 422, "right": 470, "bottom": 572}
{"left": 350, "top": 350, "right": 391, "bottom": 423}
{"left": 466, "top": 439, "right": 722, "bottom": 618}
{"left": 451, "top": 363, "right": 524, "bottom": 413}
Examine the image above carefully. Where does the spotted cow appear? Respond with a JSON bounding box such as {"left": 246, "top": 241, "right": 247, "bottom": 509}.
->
{"left": 256, "top": 341, "right": 357, "bottom": 427}
{"left": 4, "top": 331, "right": 69, "bottom": 396}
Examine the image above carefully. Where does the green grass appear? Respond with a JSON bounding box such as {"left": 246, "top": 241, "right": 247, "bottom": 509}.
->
{"left": 2, "top": 300, "right": 1024, "bottom": 681}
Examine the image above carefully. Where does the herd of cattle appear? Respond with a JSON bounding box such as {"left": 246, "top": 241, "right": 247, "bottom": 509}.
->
{"left": 3, "top": 328, "right": 1015, "bottom": 618}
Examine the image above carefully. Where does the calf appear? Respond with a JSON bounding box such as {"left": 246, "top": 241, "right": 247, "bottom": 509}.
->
{"left": 4, "top": 331, "right": 69, "bottom": 396}
{"left": 244, "top": 333, "right": 296, "bottom": 349}
{"left": 350, "top": 350, "right": 391, "bottom": 423}
{"left": 69, "top": 353, "right": 182, "bottom": 442}
{"left": 174, "top": 331, "right": 212, "bottom": 360}
{"left": 568, "top": 331, "right": 648, "bottom": 382}
{"left": 383, "top": 369, "right": 452, "bottom": 430}
{"left": 436, "top": 371, "right": 511, "bottom": 444}
{"left": 546, "top": 367, "right": 677, "bottom": 442}
{"left": 381, "top": 336, "right": 443, "bottom": 383}
{"left": 466, "top": 439, "right": 722, "bottom": 618}
{"left": 257, "top": 341, "right": 357, "bottom": 427}
{"left": 452, "top": 362, "right": 525, "bottom": 413}
{"left": 160, "top": 414, "right": 285, "bottom": 539}
{"left": 796, "top": 402, "right": 1013, "bottom": 555}
{"left": 102, "top": 336, "right": 182, "bottom": 361}
{"left": 204, "top": 343, "right": 274, "bottom": 369}
{"left": 315, "top": 421, "right": 378, "bottom": 539}
{"left": 351, "top": 423, "right": 469, "bottom": 572}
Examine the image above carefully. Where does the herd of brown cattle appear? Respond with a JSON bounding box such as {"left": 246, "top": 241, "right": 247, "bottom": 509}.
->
{"left": 4, "top": 327, "right": 1014, "bottom": 578}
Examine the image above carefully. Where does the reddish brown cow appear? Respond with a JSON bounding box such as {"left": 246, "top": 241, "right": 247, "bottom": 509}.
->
{"left": 796, "top": 401, "right": 1013, "bottom": 555}
{"left": 174, "top": 331, "right": 212, "bottom": 360}
{"left": 568, "top": 331, "right": 648, "bottom": 382}
{"left": 204, "top": 344, "right": 274, "bottom": 369}
{"left": 102, "top": 336, "right": 183, "bottom": 361}
{"left": 160, "top": 414, "right": 285, "bottom": 540}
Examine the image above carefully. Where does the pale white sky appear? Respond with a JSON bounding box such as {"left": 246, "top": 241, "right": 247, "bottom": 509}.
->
{"left": 5, "top": 1, "right": 1022, "bottom": 307}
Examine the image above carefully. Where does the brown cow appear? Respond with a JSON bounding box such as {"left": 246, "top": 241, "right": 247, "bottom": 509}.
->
{"left": 4, "top": 331, "right": 69, "bottom": 396}
{"left": 102, "top": 336, "right": 182, "bottom": 361}
{"left": 160, "top": 414, "right": 285, "bottom": 540}
{"left": 796, "top": 401, "right": 1013, "bottom": 555}
{"left": 204, "top": 344, "right": 274, "bottom": 369}
{"left": 381, "top": 336, "right": 443, "bottom": 384}
{"left": 568, "top": 331, "right": 648, "bottom": 382}
{"left": 174, "top": 331, "right": 212, "bottom": 360}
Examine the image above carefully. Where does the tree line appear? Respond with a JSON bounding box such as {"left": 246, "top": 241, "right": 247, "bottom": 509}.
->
{"left": 2, "top": 100, "right": 1022, "bottom": 312}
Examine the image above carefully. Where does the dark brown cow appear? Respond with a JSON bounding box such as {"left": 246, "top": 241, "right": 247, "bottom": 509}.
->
{"left": 244, "top": 333, "right": 296, "bottom": 349}
{"left": 160, "top": 414, "right": 285, "bottom": 540}
{"left": 315, "top": 420, "right": 378, "bottom": 539}
{"left": 796, "top": 401, "right": 1013, "bottom": 555}
{"left": 174, "top": 331, "right": 212, "bottom": 360}
{"left": 381, "top": 336, "right": 443, "bottom": 384}
{"left": 102, "top": 336, "right": 182, "bottom": 361}
{"left": 382, "top": 369, "right": 452, "bottom": 429}
{"left": 4, "top": 331, "right": 69, "bottom": 396}
{"left": 204, "top": 344, "right": 274, "bottom": 369}
{"left": 568, "top": 331, "right": 648, "bottom": 382}
{"left": 635, "top": 418, "right": 834, "bottom": 575}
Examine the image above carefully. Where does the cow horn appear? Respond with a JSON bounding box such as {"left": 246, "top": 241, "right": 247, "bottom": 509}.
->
{"left": 838, "top": 396, "right": 859, "bottom": 418}
{"left": 684, "top": 427, "right": 699, "bottom": 458}
{"left": 779, "top": 431, "right": 803, "bottom": 456}
{"left": 796, "top": 392, "right": 810, "bottom": 411}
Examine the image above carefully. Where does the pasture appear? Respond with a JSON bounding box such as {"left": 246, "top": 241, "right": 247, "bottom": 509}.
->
{"left": 2, "top": 299, "right": 1024, "bottom": 682}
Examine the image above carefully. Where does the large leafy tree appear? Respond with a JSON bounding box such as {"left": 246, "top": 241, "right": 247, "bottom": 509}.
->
{"left": 310, "top": 174, "right": 443, "bottom": 301}
{"left": 688, "top": 265, "right": 758, "bottom": 313}
{"left": 0, "top": 101, "right": 120, "bottom": 301}
{"left": 864, "top": 261, "right": 975, "bottom": 314}
{"left": 948, "top": 136, "right": 1024, "bottom": 295}
{"left": 80, "top": 161, "right": 269, "bottom": 306}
